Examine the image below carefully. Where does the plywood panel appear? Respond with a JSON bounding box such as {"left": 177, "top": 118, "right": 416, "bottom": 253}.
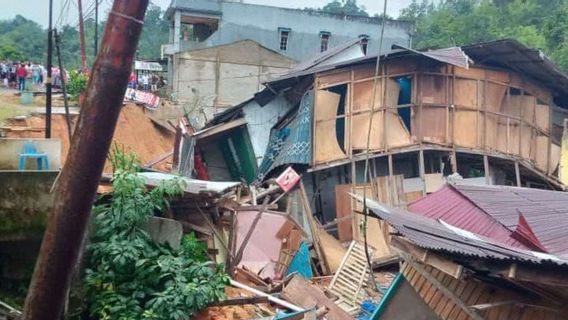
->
{"left": 485, "top": 83, "right": 507, "bottom": 113}
{"left": 352, "top": 185, "right": 392, "bottom": 257}
{"left": 351, "top": 113, "right": 383, "bottom": 150}
{"left": 387, "top": 58, "right": 417, "bottom": 75}
{"left": 386, "top": 109, "right": 412, "bottom": 148}
{"left": 454, "top": 110, "right": 479, "bottom": 148}
{"left": 314, "top": 90, "right": 346, "bottom": 163}
{"left": 415, "top": 106, "right": 447, "bottom": 144}
{"left": 453, "top": 79, "right": 478, "bottom": 109}
{"left": 521, "top": 126, "right": 533, "bottom": 159}
{"left": 535, "top": 104, "right": 550, "bottom": 132}
{"left": 335, "top": 184, "right": 354, "bottom": 241}
{"left": 535, "top": 135, "right": 549, "bottom": 172}
{"left": 485, "top": 113, "right": 499, "bottom": 150}
{"left": 421, "top": 75, "right": 446, "bottom": 104}
{"left": 425, "top": 173, "right": 445, "bottom": 193}
{"left": 550, "top": 143, "right": 561, "bottom": 175}
{"left": 351, "top": 79, "right": 401, "bottom": 151}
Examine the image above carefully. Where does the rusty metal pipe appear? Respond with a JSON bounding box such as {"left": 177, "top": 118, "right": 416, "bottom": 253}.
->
{"left": 22, "top": 1, "right": 149, "bottom": 319}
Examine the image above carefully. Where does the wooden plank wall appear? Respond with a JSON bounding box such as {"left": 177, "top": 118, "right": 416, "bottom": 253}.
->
{"left": 312, "top": 58, "right": 564, "bottom": 181}
{"left": 401, "top": 261, "right": 565, "bottom": 320}
{"left": 334, "top": 175, "right": 407, "bottom": 257}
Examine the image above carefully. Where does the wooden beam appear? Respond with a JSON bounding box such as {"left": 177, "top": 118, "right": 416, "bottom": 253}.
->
{"left": 515, "top": 161, "right": 521, "bottom": 187}
{"left": 391, "top": 237, "right": 464, "bottom": 280}
{"left": 483, "top": 155, "right": 490, "bottom": 185}
{"left": 500, "top": 264, "right": 568, "bottom": 287}
{"left": 210, "top": 296, "right": 269, "bottom": 307}
{"left": 419, "top": 149, "right": 426, "bottom": 195}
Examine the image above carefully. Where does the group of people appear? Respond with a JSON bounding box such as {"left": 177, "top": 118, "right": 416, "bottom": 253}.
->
{"left": 0, "top": 61, "right": 46, "bottom": 91}
{"left": 128, "top": 72, "right": 165, "bottom": 92}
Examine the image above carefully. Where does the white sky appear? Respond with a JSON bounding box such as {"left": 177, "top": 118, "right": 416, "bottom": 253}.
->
{"left": 0, "top": 0, "right": 416, "bottom": 28}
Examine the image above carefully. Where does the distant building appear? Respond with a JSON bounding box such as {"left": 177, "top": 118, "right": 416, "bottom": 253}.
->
{"left": 162, "top": 0, "right": 415, "bottom": 120}
{"left": 163, "top": 0, "right": 414, "bottom": 60}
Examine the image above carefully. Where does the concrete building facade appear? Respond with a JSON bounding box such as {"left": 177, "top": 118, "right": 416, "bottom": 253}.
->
{"left": 163, "top": 0, "right": 414, "bottom": 61}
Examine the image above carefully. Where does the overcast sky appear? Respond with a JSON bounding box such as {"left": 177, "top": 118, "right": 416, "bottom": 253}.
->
{"left": 0, "top": 0, "right": 415, "bottom": 28}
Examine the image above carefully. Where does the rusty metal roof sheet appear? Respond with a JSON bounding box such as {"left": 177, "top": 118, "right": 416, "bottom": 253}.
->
{"left": 408, "top": 185, "right": 530, "bottom": 250}
{"left": 462, "top": 39, "right": 568, "bottom": 102}
{"left": 355, "top": 195, "right": 568, "bottom": 266}
{"left": 451, "top": 183, "right": 568, "bottom": 255}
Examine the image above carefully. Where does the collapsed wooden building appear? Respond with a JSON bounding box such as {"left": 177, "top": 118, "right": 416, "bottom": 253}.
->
{"left": 188, "top": 39, "right": 568, "bottom": 260}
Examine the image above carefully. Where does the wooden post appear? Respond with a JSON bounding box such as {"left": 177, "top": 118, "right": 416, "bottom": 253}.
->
{"left": 483, "top": 155, "right": 490, "bottom": 185}
{"left": 450, "top": 151, "right": 458, "bottom": 174}
{"left": 515, "top": 161, "right": 521, "bottom": 187}
{"left": 300, "top": 181, "right": 329, "bottom": 275}
{"left": 419, "top": 149, "right": 426, "bottom": 195}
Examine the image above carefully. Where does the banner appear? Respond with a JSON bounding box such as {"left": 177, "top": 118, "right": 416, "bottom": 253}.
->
{"left": 124, "top": 88, "right": 161, "bottom": 109}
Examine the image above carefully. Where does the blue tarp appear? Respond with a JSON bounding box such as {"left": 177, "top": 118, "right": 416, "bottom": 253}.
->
{"left": 286, "top": 242, "right": 313, "bottom": 279}
{"left": 257, "top": 90, "right": 313, "bottom": 181}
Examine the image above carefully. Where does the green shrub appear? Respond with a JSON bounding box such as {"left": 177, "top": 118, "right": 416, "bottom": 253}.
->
{"left": 84, "top": 148, "right": 227, "bottom": 320}
{"left": 67, "top": 70, "right": 88, "bottom": 101}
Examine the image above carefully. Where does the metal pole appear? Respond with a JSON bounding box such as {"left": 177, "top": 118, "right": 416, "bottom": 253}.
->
{"left": 94, "top": 0, "right": 98, "bottom": 54}
{"left": 54, "top": 29, "right": 73, "bottom": 141}
{"left": 46, "top": 0, "right": 53, "bottom": 139}
{"left": 78, "top": 0, "right": 87, "bottom": 70}
{"left": 22, "top": 1, "right": 149, "bottom": 319}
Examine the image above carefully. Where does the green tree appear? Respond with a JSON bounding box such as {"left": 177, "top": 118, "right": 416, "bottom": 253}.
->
{"left": 84, "top": 147, "right": 228, "bottom": 320}
{"left": 305, "top": 0, "right": 370, "bottom": 17}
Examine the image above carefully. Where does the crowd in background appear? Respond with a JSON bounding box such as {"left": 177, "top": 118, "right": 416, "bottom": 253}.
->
{"left": 0, "top": 60, "right": 68, "bottom": 91}
{"left": 0, "top": 61, "right": 45, "bottom": 91}
{"left": 128, "top": 71, "right": 165, "bottom": 92}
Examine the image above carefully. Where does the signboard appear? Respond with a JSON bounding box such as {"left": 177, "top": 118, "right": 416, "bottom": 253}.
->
{"left": 124, "top": 88, "right": 161, "bottom": 109}
{"left": 134, "top": 60, "right": 163, "bottom": 72}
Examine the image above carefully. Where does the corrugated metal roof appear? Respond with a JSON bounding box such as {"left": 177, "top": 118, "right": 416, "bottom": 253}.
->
{"left": 137, "top": 172, "right": 240, "bottom": 195}
{"left": 354, "top": 195, "right": 568, "bottom": 266}
{"left": 452, "top": 183, "right": 568, "bottom": 255}
{"left": 408, "top": 185, "right": 530, "bottom": 250}
{"left": 462, "top": 39, "right": 568, "bottom": 102}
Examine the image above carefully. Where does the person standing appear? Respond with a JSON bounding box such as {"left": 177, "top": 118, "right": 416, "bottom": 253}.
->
{"left": 141, "top": 72, "right": 149, "bottom": 91}
{"left": 16, "top": 63, "right": 27, "bottom": 91}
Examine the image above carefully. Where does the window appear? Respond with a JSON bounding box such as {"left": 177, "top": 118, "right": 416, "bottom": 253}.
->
{"left": 279, "top": 28, "right": 291, "bottom": 51}
{"left": 320, "top": 32, "right": 331, "bottom": 52}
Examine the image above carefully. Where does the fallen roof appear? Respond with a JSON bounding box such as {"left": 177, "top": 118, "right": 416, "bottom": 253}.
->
{"left": 355, "top": 195, "right": 568, "bottom": 267}
{"left": 450, "top": 183, "right": 568, "bottom": 255}
{"left": 408, "top": 184, "right": 531, "bottom": 250}
{"left": 138, "top": 172, "right": 240, "bottom": 195}
{"left": 290, "top": 38, "right": 364, "bottom": 73}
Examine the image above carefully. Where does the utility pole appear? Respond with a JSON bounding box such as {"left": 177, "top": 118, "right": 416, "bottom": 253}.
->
{"left": 54, "top": 29, "right": 73, "bottom": 141}
{"left": 22, "top": 1, "right": 149, "bottom": 319}
{"left": 94, "top": 0, "right": 99, "bottom": 54}
{"left": 46, "top": 0, "right": 53, "bottom": 139}
{"left": 78, "top": 0, "right": 87, "bottom": 70}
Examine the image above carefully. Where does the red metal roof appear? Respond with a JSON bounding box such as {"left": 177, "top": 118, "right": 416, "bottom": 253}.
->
{"left": 409, "top": 184, "right": 568, "bottom": 255}
{"left": 453, "top": 184, "right": 568, "bottom": 255}
{"left": 408, "top": 185, "right": 530, "bottom": 250}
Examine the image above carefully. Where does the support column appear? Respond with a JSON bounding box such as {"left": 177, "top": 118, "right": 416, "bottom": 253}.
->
{"left": 515, "top": 161, "right": 521, "bottom": 187}
{"left": 173, "top": 10, "right": 181, "bottom": 52}
{"left": 483, "top": 155, "right": 490, "bottom": 185}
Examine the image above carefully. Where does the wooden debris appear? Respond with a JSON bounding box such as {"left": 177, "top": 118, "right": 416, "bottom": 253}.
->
{"left": 328, "top": 241, "right": 373, "bottom": 314}
{"left": 281, "top": 275, "right": 352, "bottom": 320}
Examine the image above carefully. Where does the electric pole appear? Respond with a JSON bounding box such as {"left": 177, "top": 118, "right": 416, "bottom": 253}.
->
{"left": 46, "top": 0, "right": 53, "bottom": 139}
{"left": 94, "top": 0, "right": 99, "bottom": 54}
{"left": 78, "top": 0, "right": 87, "bottom": 70}
{"left": 23, "top": 1, "right": 150, "bottom": 318}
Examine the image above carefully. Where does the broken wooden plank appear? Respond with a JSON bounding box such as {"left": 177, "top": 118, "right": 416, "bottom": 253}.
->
{"left": 281, "top": 275, "right": 352, "bottom": 320}
{"left": 209, "top": 296, "right": 269, "bottom": 307}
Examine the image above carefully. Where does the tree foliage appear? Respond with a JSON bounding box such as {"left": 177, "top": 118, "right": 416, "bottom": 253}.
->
{"left": 401, "top": 0, "right": 568, "bottom": 70}
{"left": 305, "top": 0, "right": 370, "bottom": 17}
{"left": 0, "top": 2, "right": 167, "bottom": 69}
{"left": 84, "top": 147, "right": 227, "bottom": 320}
